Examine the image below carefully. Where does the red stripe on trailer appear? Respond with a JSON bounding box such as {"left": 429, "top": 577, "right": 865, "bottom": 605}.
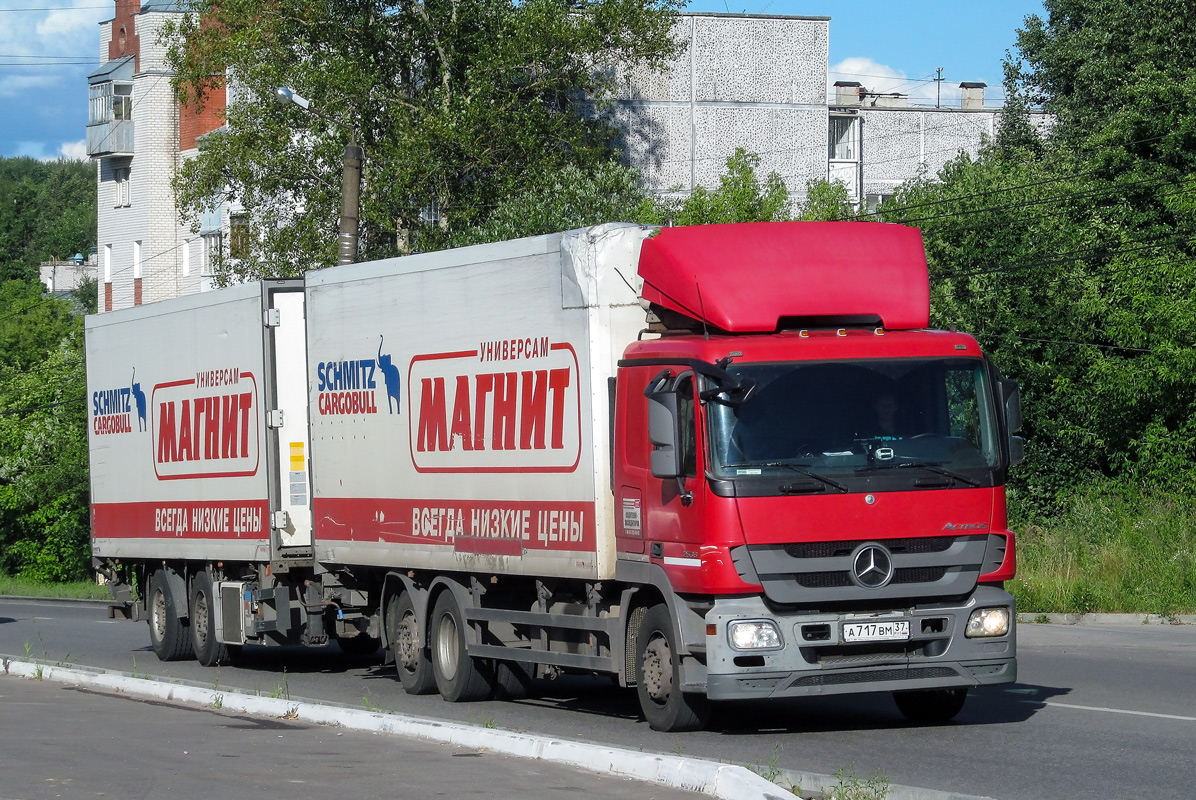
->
{"left": 91, "top": 500, "right": 270, "bottom": 540}
{"left": 314, "top": 497, "right": 595, "bottom": 554}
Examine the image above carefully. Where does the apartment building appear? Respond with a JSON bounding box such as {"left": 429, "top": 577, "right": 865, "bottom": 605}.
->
{"left": 88, "top": 5, "right": 1008, "bottom": 311}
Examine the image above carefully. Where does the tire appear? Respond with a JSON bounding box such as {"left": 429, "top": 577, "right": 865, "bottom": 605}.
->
{"left": 493, "top": 660, "right": 534, "bottom": 700}
{"left": 634, "top": 604, "right": 710, "bottom": 732}
{"left": 894, "top": 687, "right": 968, "bottom": 724}
{"left": 429, "top": 591, "right": 493, "bottom": 702}
{"left": 190, "top": 570, "right": 231, "bottom": 667}
{"left": 148, "top": 569, "right": 193, "bottom": 662}
{"left": 337, "top": 634, "right": 382, "bottom": 657}
{"left": 387, "top": 592, "right": 436, "bottom": 695}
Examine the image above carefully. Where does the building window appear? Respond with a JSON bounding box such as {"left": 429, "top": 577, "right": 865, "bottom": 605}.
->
{"left": 828, "top": 115, "right": 861, "bottom": 200}
{"left": 229, "top": 214, "right": 251, "bottom": 260}
{"left": 113, "top": 164, "right": 131, "bottom": 207}
{"left": 202, "top": 231, "right": 223, "bottom": 274}
{"left": 89, "top": 81, "right": 132, "bottom": 125}
{"left": 829, "top": 116, "right": 858, "bottom": 160}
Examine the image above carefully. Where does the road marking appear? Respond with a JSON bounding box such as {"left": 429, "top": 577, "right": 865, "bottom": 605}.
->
{"left": 1021, "top": 700, "right": 1196, "bottom": 722}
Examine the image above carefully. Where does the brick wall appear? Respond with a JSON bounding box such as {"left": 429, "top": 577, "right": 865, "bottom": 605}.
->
{"left": 179, "top": 84, "right": 225, "bottom": 151}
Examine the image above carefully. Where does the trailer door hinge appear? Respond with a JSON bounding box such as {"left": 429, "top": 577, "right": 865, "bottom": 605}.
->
{"left": 272, "top": 510, "right": 290, "bottom": 530}
{"left": 267, "top": 409, "right": 285, "bottom": 428}
{"left": 264, "top": 308, "right": 281, "bottom": 327}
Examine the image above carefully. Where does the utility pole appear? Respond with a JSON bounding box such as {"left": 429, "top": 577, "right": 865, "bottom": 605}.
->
{"left": 275, "top": 86, "right": 362, "bottom": 266}
{"left": 934, "top": 67, "right": 944, "bottom": 109}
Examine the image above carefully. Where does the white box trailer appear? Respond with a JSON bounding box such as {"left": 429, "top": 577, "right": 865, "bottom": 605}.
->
{"left": 305, "top": 224, "right": 648, "bottom": 580}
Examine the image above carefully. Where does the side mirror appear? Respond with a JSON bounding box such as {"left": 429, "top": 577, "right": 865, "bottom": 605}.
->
{"left": 647, "top": 390, "right": 683, "bottom": 480}
{"left": 999, "top": 378, "right": 1022, "bottom": 433}
{"left": 1008, "top": 435, "right": 1025, "bottom": 466}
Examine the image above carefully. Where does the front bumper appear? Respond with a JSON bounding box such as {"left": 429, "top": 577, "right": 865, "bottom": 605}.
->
{"left": 704, "top": 585, "right": 1016, "bottom": 700}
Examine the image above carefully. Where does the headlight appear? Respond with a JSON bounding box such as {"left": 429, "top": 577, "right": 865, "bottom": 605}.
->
{"left": 727, "top": 620, "right": 782, "bottom": 650}
{"left": 966, "top": 607, "right": 1010, "bottom": 638}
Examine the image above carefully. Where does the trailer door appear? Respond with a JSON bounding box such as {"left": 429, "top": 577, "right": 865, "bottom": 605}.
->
{"left": 267, "top": 285, "right": 313, "bottom": 558}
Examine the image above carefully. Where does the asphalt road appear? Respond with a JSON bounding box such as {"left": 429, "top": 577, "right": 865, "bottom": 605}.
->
{"left": 2, "top": 598, "right": 1194, "bottom": 800}
{"left": 0, "top": 675, "right": 696, "bottom": 800}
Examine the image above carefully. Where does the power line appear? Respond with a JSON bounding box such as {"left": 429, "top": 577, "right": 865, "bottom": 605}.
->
{"left": 0, "top": 398, "right": 83, "bottom": 417}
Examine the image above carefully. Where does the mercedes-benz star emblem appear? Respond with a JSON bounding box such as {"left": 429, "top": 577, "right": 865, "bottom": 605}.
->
{"left": 851, "top": 544, "right": 895, "bottom": 589}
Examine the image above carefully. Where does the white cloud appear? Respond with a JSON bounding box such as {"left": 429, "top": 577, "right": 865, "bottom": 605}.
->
{"left": 829, "top": 57, "right": 964, "bottom": 108}
{"left": 58, "top": 140, "right": 89, "bottom": 160}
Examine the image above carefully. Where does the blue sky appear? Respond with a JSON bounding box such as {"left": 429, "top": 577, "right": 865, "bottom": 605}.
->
{"left": 0, "top": 0, "right": 1046, "bottom": 161}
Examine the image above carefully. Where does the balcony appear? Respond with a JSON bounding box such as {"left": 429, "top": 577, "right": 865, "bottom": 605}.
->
{"left": 87, "top": 56, "right": 135, "bottom": 157}
{"left": 87, "top": 119, "right": 135, "bottom": 157}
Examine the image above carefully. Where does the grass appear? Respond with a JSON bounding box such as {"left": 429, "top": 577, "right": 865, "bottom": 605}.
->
{"left": 1010, "top": 485, "right": 1196, "bottom": 615}
{"left": 0, "top": 574, "right": 110, "bottom": 601}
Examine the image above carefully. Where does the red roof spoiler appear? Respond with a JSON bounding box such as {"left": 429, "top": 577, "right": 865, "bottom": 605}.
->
{"left": 637, "top": 221, "right": 929, "bottom": 332}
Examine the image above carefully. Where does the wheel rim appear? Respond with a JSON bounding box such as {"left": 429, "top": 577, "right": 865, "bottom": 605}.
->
{"left": 642, "top": 634, "right": 672, "bottom": 705}
{"left": 397, "top": 611, "right": 420, "bottom": 671}
{"left": 193, "top": 590, "right": 210, "bottom": 647}
{"left": 151, "top": 587, "right": 167, "bottom": 640}
{"left": 435, "top": 611, "right": 459, "bottom": 681}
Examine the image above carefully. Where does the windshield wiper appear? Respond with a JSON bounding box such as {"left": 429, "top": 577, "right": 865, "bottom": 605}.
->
{"left": 762, "top": 461, "right": 849, "bottom": 493}
{"left": 858, "top": 460, "right": 981, "bottom": 488}
{"left": 895, "top": 461, "right": 981, "bottom": 487}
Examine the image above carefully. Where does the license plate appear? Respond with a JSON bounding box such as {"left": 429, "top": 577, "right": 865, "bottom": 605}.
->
{"left": 842, "top": 620, "right": 910, "bottom": 643}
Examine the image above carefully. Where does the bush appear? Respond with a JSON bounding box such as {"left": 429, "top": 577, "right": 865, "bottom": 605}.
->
{"left": 1010, "top": 482, "right": 1196, "bottom": 614}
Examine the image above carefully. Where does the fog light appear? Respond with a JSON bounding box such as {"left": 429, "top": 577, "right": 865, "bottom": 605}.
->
{"left": 727, "top": 620, "right": 782, "bottom": 650}
{"left": 966, "top": 607, "right": 1010, "bottom": 638}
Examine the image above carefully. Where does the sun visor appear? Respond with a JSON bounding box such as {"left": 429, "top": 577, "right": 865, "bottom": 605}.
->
{"left": 637, "top": 222, "right": 930, "bottom": 332}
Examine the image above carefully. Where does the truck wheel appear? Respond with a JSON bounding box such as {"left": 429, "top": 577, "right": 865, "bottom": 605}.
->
{"left": 388, "top": 592, "right": 436, "bottom": 694}
{"left": 635, "top": 604, "right": 710, "bottom": 732}
{"left": 429, "top": 592, "right": 493, "bottom": 702}
{"left": 148, "top": 569, "right": 193, "bottom": 662}
{"left": 190, "top": 570, "right": 230, "bottom": 667}
{"left": 493, "top": 660, "right": 534, "bottom": 700}
{"left": 894, "top": 687, "right": 968, "bottom": 723}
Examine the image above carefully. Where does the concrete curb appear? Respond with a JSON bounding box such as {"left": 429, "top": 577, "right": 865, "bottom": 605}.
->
{"left": 0, "top": 657, "right": 997, "bottom": 800}
{"left": 1017, "top": 612, "right": 1195, "bottom": 625}
{"left": 1, "top": 659, "right": 787, "bottom": 800}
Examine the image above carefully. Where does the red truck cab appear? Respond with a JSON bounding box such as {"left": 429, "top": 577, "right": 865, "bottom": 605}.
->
{"left": 612, "top": 222, "right": 1021, "bottom": 729}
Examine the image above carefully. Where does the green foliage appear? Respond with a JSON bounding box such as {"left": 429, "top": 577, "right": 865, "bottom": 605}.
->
{"left": 450, "top": 161, "right": 657, "bottom": 246}
{"left": 0, "top": 282, "right": 90, "bottom": 582}
{"left": 164, "top": 0, "right": 682, "bottom": 280}
{"left": 450, "top": 147, "right": 796, "bottom": 245}
{"left": 1011, "top": 483, "right": 1196, "bottom": 614}
{"left": 0, "top": 157, "right": 96, "bottom": 284}
{"left": 880, "top": 1, "right": 1196, "bottom": 513}
{"left": 795, "top": 178, "right": 855, "bottom": 222}
{"left": 662, "top": 149, "right": 791, "bottom": 225}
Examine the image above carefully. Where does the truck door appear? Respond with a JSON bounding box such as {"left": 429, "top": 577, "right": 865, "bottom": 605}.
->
{"left": 265, "top": 285, "right": 312, "bottom": 560}
{"left": 617, "top": 369, "right": 707, "bottom": 579}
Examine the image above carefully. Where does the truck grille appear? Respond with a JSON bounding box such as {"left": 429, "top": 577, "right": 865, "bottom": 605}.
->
{"left": 789, "top": 666, "right": 958, "bottom": 688}
{"left": 732, "top": 534, "right": 1001, "bottom": 605}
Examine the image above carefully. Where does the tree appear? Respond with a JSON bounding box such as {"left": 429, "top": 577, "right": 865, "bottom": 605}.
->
{"left": 450, "top": 161, "right": 657, "bottom": 247}
{"left": 661, "top": 149, "right": 791, "bottom": 226}
{"left": 795, "top": 178, "right": 855, "bottom": 222}
{"left": 0, "top": 157, "right": 96, "bottom": 284}
{"left": 165, "top": 0, "right": 682, "bottom": 281}
{"left": 875, "top": 0, "right": 1196, "bottom": 510}
{"left": 0, "top": 281, "right": 91, "bottom": 581}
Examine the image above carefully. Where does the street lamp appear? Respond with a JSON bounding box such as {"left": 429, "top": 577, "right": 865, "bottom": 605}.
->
{"left": 275, "top": 87, "right": 363, "bottom": 266}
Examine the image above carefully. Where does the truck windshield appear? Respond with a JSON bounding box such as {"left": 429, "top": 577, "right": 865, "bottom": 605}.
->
{"left": 707, "top": 357, "right": 1001, "bottom": 479}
